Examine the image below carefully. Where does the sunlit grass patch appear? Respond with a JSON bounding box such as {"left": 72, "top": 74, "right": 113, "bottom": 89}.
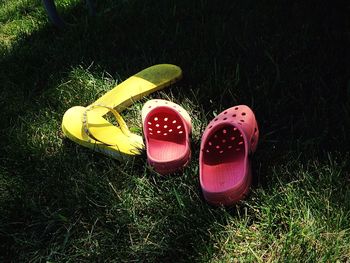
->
{"left": 208, "top": 157, "right": 350, "bottom": 262}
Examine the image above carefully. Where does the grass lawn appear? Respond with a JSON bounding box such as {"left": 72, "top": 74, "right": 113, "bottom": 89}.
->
{"left": 1, "top": 0, "right": 349, "bottom": 262}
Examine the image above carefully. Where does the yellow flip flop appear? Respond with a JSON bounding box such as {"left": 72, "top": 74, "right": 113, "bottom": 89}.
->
{"left": 61, "top": 64, "right": 182, "bottom": 160}
{"left": 89, "top": 64, "right": 183, "bottom": 116}
{"left": 62, "top": 104, "right": 143, "bottom": 160}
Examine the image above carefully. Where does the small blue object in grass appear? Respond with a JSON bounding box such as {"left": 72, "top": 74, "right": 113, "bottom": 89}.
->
{"left": 42, "top": 0, "right": 95, "bottom": 28}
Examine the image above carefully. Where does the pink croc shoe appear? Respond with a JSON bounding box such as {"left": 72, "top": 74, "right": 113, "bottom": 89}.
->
{"left": 142, "top": 99, "right": 192, "bottom": 174}
{"left": 199, "top": 105, "right": 259, "bottom": 206}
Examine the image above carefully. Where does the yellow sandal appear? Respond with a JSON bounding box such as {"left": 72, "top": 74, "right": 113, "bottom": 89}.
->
{"left": 88, "top": 64, "right": 182, "bottom": 116}
{"left": 61, "top": 64, "right": 182, "bottom": 160}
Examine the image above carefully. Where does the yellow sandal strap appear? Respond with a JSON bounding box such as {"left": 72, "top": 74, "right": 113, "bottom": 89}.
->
{"left": 82, "top": 104, "right": 131, "bottom": 145}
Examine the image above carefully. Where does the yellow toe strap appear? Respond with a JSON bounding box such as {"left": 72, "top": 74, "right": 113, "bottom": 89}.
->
{"left": 82, "top": 104, "right": 131, "bottom": 145}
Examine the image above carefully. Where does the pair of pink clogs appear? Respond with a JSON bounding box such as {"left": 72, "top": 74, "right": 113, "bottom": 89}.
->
{"left": 142, "top": 99, "right": 259, "bottom": 206}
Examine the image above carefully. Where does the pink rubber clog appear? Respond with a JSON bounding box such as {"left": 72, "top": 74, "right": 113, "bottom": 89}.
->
{"left": 142, "top": 99, "right": 192, "bottom": 174}
{"left": 199, "top": 105, "right": 259, "bottom": 206}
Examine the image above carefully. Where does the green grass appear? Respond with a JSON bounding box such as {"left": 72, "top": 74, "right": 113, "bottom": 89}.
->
{"left": 1, "top": 0, "right": 349, "bottom": 262}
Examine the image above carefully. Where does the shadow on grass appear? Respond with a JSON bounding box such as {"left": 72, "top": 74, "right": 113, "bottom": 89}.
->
{"left": 1, "top": 0, "right": 348, "bottom": 149}
{"left": 1, "top": 0, "right": 349, "bottom": 261}
{"left": 0, "top": 136, "right": 228, "bottom": 261}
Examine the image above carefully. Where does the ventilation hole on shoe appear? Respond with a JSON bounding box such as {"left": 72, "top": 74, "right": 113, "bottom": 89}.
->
{"left": 149, "top": 128, "right": 153, "bottom": 131}
{"left": 169, "top": 129, "right": 173, "bottom": 132}
{"left": 172, "top": 120, "right": 177, "bottom": 124}
{"left": 232, "top": 114, "right": 236, "bottom": 117}
{"left": 236, "top": 148, "right": 240, "bottom": 151}
{"left": 216, "top": 145, "right": 220, "bottom": 149}
{"left": 206, "top": 149, "right": 210, "bottom": 153}
{"left": 208, "top": 141, "right": 212, "bottom": 146}
{"left": 230, "top": 136, "right": 235, "bottom": 141}
{"left": 240, "top": 134, "right": 243, "bottom": 137}
{"left": 224, "top": 111, "right": 228, "bottom": 114}
{"left": 238, "top": 141, "right": 243, "bottom": 145}
{"left": 223, "top": 129, "right": 227, "bottom": 134}
{"left": 209, "top": 125, "right": 213, "bottom": 129}
{"left": 156, "top": 124, "right": 160, "bottom": 127}
{"left": 228, "top": 145, "right": 232, "bottom": 149}
{"left": 154, "top": 117, "right": 158, "bottom": 121}
{"left": 242, "top": 112, "right": 246, "bottom": 116}
{"left": 164, "top": 133, "right": 168, "bottom": 136}
{"left": 177, "top": 125, "right": 182, "bottom": 129}
{"left": 240, "top": 119, "right": 245, "bottom": 122}
{"left": 214, "top": 135, "right": 218, "bottom": 138}
{"left": 233, "top": 127, "right": 237, "bottom": 131}
{"left": 219, "top": 150, "right": 224, "bottom": 154}
{"left": 179, "top": 131, "right": 183, "bottom": 134}
{"left": 164, "top": 125, "right": 168, "bottom": 128}
{"left": 214, "top": 118, "right": 218, "bottom": 121}
{"left": 148, "top": 122, "right": 152, "bottom": 125}
{"left": 149, "top": 132, "right": 153, "bottom": 135}
{"left": 223, "top": 117, "right": 227, "bottom": 120}
{"left": 164, "top": 117, "right": 168, "bottom": 121}
{"left": 157, "top": 131, "right": 161, "bottom": 134}
{"left": 222, "top": 139, "right": 226, "bottom": 143}
{"left": 235, "top": 107, "right": 239, "bottom": 110}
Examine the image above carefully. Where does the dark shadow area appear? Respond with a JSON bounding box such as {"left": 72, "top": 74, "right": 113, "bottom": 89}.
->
{"left": 0, "top": 137, "right": 226, "bottom": 261}
{"left": 1, "top": 0, "right": 348, "bottom": 150}
{"left": 1, "top": 0, "right": 349, "bottom": 261}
